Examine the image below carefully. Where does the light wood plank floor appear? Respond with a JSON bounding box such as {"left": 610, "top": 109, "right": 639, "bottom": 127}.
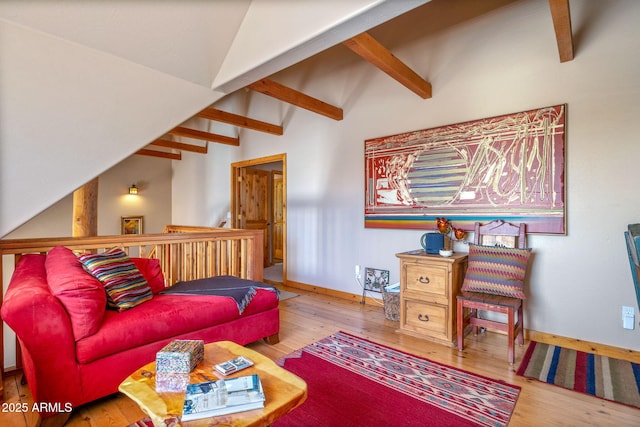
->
{"left": 3, "top": 288, "right": 639, "bottom": 426}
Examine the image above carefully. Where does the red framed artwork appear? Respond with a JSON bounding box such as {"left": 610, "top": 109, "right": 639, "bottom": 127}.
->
{"left": 364, "top": 105, "right": 566, "bottom": 234}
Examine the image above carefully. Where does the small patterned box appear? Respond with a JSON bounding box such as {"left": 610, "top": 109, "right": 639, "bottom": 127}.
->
{"left": 156, "top": 340, "right": 204, "bottom": 374}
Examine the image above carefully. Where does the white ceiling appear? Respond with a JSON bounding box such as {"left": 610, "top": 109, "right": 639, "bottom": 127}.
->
{"left": 0, "top": 0, "right": 252, "bottom": 87}
{"left": 0, "top": 0, "right": 430, "bottom": 92}
{"left": 0, "top": 0, "right": 430, "bottom": 237}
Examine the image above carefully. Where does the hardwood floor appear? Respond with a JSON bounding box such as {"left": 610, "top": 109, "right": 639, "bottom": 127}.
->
{"left": 3, "top": 287, "right": 639, "bottom": 426}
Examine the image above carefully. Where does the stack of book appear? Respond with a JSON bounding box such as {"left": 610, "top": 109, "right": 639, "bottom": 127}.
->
{"left": 181, "top": 374, "right": 265, "bottom": 421}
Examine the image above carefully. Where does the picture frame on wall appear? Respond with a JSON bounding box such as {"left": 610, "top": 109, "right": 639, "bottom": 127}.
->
{"left": 121, "top": 216, "right": 143, "bottom": 235}
{"left": 364, "top": 267, "right": 390, "bottom": 293}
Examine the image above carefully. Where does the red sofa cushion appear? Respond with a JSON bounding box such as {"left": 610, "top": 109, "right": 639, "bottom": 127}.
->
{"left": 75, "top": 289, "right": 278, "bottom": 364}
{"left": 131, "top": 257, "right": 166, "bottom": 294}
{"left": 45, "top": 246, "right": 107, "bottom": 341}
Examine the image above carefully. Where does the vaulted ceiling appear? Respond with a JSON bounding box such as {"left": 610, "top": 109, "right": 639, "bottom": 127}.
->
{"left": 4, "top": 0, "right": 440, "bottom": 236}
{"left": 0, "top": 0, "right": 573, "bottom": 163}
{"left": 133, "top": 0, "right": 575, "bottom": 161}
{"left": 0, "top": 0, "right": 576, "bottom": 237}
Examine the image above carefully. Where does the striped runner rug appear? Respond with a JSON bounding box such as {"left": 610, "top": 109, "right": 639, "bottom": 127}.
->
{"left": 517, "top": 341, "right": 640, "bottom": 408}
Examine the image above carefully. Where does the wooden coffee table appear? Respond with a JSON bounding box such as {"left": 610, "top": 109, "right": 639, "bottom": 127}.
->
{"left": 119, "top": 341, "right": 307, "bottom": 427}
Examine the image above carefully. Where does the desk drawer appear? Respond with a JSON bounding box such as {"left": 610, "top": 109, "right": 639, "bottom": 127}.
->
{"left": 401, "top": 299, "right": 448, "bottom": 340}
{"left": 404, "top": 263, "right": 448, "bottom": 299}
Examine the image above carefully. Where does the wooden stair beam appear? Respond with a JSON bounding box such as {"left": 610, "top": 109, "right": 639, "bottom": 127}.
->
{"left": 150, "top": 138, "right": 207, "bottom": 154}
{"left": 549, "top": 0, "right": 574, "bottom": 62}
{"left": 169, "top": 126, "right": 240, "bottom": 146}
{"left": 72, "top": 178, "right": 98, "bottom": 238}
{"left": 196, "top": 108, "right": 283, "bottom": 136}
{"left": 343, "top": 32, "right": 432, "bottom": 99}
{"left": 136, "top": 148, "right": 182, "bottom": 160}
{"left": 248, "top": 78, "right": 343, "bottom": 121}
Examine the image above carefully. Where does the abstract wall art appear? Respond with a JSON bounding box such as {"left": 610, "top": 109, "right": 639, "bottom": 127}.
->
{"left": 364, "top": 105, "right": 566, "bottom": 234}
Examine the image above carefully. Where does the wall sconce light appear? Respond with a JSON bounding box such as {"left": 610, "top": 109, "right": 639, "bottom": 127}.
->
{"left": 128, "top": 184, "right": 139, "bottom": 195}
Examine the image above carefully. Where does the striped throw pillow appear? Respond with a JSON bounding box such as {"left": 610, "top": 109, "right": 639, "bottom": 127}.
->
{"left": 461, "top": 244, "right": 532, "bottom": 299}
{"left": 78, "top": 249, "right": 153, "bottom": 311}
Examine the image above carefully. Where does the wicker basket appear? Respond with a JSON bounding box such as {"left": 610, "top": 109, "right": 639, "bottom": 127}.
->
{"left": 381, "top": 287, "right": 400, "bottom": 321}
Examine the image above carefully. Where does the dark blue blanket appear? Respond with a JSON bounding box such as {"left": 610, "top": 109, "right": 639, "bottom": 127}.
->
{"left": 159, "top": 275, "right": 278, "bottom": 314}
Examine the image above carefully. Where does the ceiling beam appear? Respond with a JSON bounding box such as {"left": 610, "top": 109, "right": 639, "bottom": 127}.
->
{"left": 150, "top": 138, "right": 208, "bottom": 154}
{"left": 169, "top": 126, "right": 240, "bottom": 146}
{"left": 136, "top": 148, "right": 182, "bottom": 161}
{"left": 343, "top": 32, "right": 432, "bottom": 99}
{"left": 248, "top": 78, "right": 343, "bottom": 121}
{"left": 549, "top": 0, "right": 574, "bottom": 62}
{"left": 196, "top": 108, "right": 283, "bottom": 136}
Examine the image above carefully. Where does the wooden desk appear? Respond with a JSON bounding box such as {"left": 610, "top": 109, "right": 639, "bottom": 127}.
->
{"left": 119, "top": 341, "right": 307, "bottom": 427}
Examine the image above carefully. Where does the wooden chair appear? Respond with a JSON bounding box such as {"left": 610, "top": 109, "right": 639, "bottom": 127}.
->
{"left": 456, "top": 220, "right": 529, "bottom": 364}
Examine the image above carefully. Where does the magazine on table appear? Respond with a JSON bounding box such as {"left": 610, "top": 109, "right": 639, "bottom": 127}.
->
{"left": 181, "top": 374, "right": 265, "bottom": 421}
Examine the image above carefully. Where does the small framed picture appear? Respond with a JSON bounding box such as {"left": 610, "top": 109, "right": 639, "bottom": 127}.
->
{"left": 364, "top": 268, "right": 389, "bottom": 293}
{"left": 121, "top": 216, "right": 143, "bottom": 235}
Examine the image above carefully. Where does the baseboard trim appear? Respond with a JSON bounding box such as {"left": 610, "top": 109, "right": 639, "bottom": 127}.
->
{"left": 284, "top": 279, "right": 640, "bottom": 364}
{"left": 284, "top": 279, "right": 383, "bottom": 306}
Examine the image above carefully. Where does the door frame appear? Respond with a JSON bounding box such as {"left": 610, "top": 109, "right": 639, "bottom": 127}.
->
{"left": 231, "top": 153, "right": 286, "bottom": 283}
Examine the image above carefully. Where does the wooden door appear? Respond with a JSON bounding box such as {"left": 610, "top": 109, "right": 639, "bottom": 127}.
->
{"left": 238, "top": 168, "right": 271, "bottom": 267}
{"left": 272, "top": 171, "right": 284, "bottom": 262}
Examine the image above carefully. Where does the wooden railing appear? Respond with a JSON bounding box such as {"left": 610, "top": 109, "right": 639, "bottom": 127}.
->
{"left": 0, "top": 229, "right": 263, "bottom": 288}
{"left": 0, "top": 228, "right": 263, "bottom": 390}
{"left": 163, "top": 224, "right": 231, "bottom": 233}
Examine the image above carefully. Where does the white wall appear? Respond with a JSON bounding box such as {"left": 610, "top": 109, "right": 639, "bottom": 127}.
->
{"left": 172, "top": 0, "right": 640, "bottom": 350}
{"left": 2, "top": 155, "right": 172, "bottom": 368}
{"left": 4, "top": 155, "right": 173, "bottom": 239}
{"left": 0, "top": 18, "right": 219, "bottom": 237}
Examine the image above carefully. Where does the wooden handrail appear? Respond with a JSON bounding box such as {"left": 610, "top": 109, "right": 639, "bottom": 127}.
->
{"left": 163, "top": 225, "right": 232, "bottom": 233}
{"left": 0, "top": 229, "right": 263, "bottom": 286}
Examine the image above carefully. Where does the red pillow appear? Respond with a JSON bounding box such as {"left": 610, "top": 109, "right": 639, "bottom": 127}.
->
{"left": 132, "top": 258, "right": 166, "bottom": 294}
{"left": 45, "top": 246, "right": 106, "bottom": 340}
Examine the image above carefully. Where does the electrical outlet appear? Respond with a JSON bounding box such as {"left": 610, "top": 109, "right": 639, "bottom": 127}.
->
{"left": 355, "top": 264, "right": 361, "bottom": 279}
{"left": 622, "top": 306, "right": 635, "bottom": 330}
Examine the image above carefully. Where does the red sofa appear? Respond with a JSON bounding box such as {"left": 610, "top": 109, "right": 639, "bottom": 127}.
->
{"left": 1, "top": 246, "right": 279, "bottom": 421}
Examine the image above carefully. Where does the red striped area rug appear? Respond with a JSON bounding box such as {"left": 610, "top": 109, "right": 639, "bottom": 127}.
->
{"left": 273, "top": 331, "right": 520, "bottom": 427}
{"left": 517, "top": 341, "right": 640, "bottom": 408}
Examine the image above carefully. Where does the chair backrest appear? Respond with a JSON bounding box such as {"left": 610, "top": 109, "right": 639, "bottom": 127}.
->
{"left": 473, "top": 220, "right": 526, "bottom": 249}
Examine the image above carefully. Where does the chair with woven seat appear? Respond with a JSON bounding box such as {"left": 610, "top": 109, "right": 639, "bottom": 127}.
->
{"left": 456, "top": 220, "right": 532, "bottom": 364}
